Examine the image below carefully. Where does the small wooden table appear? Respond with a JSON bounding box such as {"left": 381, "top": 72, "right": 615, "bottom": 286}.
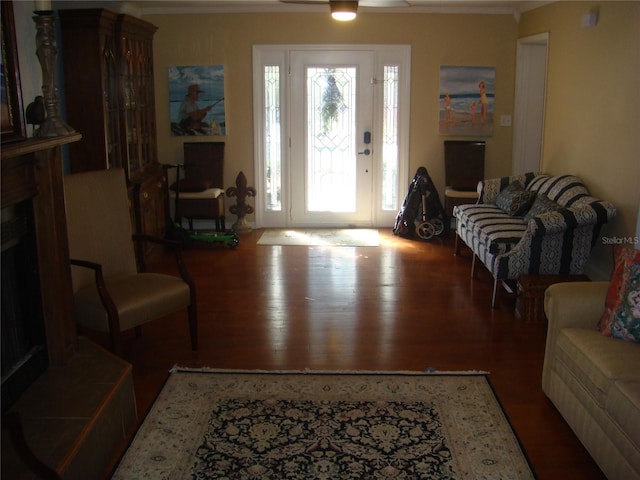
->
{"left": 516, "top": 274, "right": 590, "bottom": 322}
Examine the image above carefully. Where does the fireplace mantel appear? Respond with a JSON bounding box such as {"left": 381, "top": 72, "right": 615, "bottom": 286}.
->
{"left": 2, "top": 133, "right": 81, "bottom": 365}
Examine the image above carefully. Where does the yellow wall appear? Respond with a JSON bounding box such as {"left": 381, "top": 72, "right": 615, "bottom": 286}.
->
{"left": 13, "top": 2, "right": 637, "bottom": 277}
{"left": 147, "top": 11, "right": 518, "bottom": 202}
{"left": 519, "top": 2, "right": 640, "bottom": 277}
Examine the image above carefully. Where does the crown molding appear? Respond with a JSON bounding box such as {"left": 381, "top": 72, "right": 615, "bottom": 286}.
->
{"left": 53, "top": 1, "right": 551, "bottom": 20}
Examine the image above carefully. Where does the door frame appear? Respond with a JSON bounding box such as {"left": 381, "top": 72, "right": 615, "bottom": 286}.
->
{"left": 512, "top": 33, "right": 549, "bottom": 175}
{"left": 252, "top": 44, "right": 411, "bottom": 228}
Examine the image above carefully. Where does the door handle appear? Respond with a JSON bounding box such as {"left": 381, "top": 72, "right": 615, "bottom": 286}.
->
{"left": 359, "top": 130, "right": 371, "bottom": 155}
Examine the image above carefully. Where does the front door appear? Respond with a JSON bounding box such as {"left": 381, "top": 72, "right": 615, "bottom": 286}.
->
{"left": 290, "top": 50, "right": 374, "bottom": 226}
{"left": 253, "top": 45, "right": 410, "bottom": 229}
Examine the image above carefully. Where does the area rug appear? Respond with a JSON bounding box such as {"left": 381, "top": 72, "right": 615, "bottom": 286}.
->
{"left": 256, "top": 228, "right": 380, "bottom": 247}
{"left": 113, "top": 369, "right": 535, "bottom": 479}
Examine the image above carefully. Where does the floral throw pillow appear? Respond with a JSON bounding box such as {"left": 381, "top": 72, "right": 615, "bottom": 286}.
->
{"left": 597, "top": 245, "right": 640, "bottom": 337}
{"left": 495, "top": 181, "right": 536, "bottom": 216}
{"left": 611, "top": 262, "right": 640, "bottom": 342}
{"left": 523, "top": 193, "right": 562, "bottom": 224}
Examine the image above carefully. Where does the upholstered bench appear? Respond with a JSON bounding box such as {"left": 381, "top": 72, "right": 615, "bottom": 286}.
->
{"left": 454, "top": 172, "right": 616, "bottom": 307}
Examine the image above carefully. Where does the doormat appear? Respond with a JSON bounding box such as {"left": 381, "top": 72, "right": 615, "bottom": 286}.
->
{"left": 113, "top": 369, "right": 535, "bottom": 479}
{"left": 256, "top": 228, "right": 380, "bottom": 247}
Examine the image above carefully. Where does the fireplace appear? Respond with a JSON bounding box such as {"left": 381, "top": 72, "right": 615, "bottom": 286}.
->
{"left": 1, "top": 135, "right": 137, "bottom": 479}
{"left": 1, "top": 136, "right": 84, "bottom": 423}
{"left": 1, "top": 200, "right": 48, "bottom": 411}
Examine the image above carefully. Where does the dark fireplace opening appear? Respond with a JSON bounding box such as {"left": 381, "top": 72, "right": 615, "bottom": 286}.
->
{"left": 1, "top": 201, "right": 48, "bottom": 413}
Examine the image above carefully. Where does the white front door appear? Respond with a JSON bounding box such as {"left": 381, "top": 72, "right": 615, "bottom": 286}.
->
{"left": 290, "top": 50, "right": 374, "bottom": 226}
{"left": 253, "top": 45, "right": 411, "bottom": 229}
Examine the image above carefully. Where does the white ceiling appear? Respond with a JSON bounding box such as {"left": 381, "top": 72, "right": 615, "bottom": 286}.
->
{"left": 54, "top": 0, "right": 551, "bottom": 20}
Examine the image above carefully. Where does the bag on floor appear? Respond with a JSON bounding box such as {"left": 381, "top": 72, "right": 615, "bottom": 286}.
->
{"left": 393, "top": 167, "right": 428, "bottom": 238}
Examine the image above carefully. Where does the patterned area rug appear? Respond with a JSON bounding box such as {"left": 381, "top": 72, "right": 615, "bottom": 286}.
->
{"left": 256, "top": 229, "right": 380, "bottom": 247}
{"left": 113, "top": 369, "right": 535, "bottom": 479}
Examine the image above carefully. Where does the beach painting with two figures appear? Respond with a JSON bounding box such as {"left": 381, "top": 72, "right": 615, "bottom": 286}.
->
{"left": 439, "top": 65, "right": 495, "bottom": 137}
{"left": 169, "top": 65, "right": 225, "bottom": 136}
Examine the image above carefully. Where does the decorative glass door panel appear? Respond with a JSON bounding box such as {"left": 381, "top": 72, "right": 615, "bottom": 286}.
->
{"left": 306, "top": 67, "right": 357, "bottom": 213}
{"left": 290, "top": 51, "right": 373, "bottom": 226}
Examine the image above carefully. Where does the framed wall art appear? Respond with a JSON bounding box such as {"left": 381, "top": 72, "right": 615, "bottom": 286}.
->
{"left": 1, "top": 1, "right": 27, "bottom": 144}
{"left": 169, "top": 65, "right": 225, "bottom": 137}
{"left": 439, "top": 65, "right": 495, "bottom": 137}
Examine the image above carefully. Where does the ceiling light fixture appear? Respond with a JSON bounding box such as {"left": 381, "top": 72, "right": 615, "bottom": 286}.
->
{"left": 331, "top": 1, "right": 357, "bottom": 21}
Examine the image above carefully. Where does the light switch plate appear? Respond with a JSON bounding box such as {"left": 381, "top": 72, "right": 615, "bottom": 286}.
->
{"left": 500, "top": 115, "right": 512, "bottom": 127}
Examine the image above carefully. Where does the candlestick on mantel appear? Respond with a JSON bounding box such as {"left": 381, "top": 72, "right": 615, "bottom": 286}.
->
{"left": 34, "top": 0, "right": 52, "bottom": 12}
{"left": 33, "top": 11, "right": 75, "bottom": 137}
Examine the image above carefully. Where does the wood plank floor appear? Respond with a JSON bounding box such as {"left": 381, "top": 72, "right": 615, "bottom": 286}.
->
{"left": 102, "top": 228, "right": 605, "bottom": 479}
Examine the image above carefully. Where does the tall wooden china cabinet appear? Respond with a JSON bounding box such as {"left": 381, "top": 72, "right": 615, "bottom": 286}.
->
{"left": 59, "top": 9, "right": 167, "bottom": 266}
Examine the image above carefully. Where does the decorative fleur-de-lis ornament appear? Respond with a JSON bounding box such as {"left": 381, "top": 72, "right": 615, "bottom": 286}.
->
{"left": 226, "top": 171, "right": 256, "bottom": 233}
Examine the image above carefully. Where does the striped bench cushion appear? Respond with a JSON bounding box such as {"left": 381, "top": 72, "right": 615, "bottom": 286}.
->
{"left": 455, "top": 204, "right": 527, "bottom": 255}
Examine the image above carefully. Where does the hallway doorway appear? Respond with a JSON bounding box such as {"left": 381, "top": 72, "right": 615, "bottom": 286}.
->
{"left": 512, "top": 33, "right": 549, "bottom": 175}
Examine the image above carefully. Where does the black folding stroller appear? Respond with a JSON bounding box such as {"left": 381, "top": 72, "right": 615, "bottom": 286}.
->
{"left": 393, "top": 166, "right": 447, "bottom": 240}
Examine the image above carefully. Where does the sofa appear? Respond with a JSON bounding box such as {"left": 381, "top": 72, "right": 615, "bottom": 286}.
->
{"left": 453, "top": 172, "right": 616, "bottom": 307}
{"left": 543, "top": 281, "right": 640, "bottom": 480}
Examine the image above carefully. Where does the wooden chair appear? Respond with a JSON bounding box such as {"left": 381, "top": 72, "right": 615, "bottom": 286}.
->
{"left": 443, "top": 140, "right": 485, "bottom": 217}
{"left": 172, "top": 142, "right": 225, "bottom": 231}
{"left": 63, "top": 168, "right": 197, "bottom": 355}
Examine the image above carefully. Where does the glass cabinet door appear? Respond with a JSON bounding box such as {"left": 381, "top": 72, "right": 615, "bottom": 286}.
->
{"left": 103, "top": 29, "right": 122, "bottom": 170}
{"left": 137, "top": 38, "right": 157, "bottom": 173}
{"left": 118, "top": 27, "right": 157, "bottom": 180}
{"left": 120, "top": 35, "right": 139, "bottom": 178}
